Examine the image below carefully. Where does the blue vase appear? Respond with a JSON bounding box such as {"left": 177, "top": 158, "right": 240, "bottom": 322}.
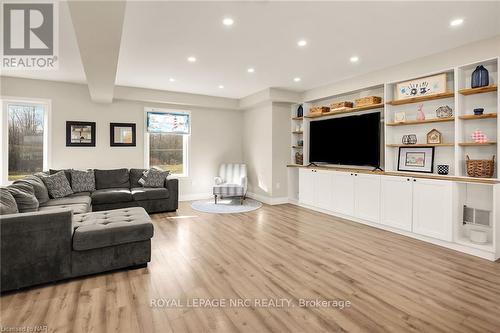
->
{"left": 471, "top": 65, "right": 489, "bottom": 88}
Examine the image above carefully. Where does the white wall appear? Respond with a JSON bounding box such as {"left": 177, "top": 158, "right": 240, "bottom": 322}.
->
{"left": 1, "top": 77, "right": 243, "bottom": 199}
{"left": 271, "top": 102, "right": 291, "bottom": 198}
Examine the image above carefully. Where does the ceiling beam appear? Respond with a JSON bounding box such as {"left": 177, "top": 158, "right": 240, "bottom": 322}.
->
{"left": 68, "top": 1, "right": 126, "bottom": 103}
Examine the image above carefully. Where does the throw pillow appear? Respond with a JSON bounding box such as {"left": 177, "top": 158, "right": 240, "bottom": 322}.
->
{"left": 138, "top": 168, "right": 170, "bottom": 188}
{"left": 42, "top": 171, "right": 74, "bottom": 198}
{"left": 14, "top": 175, "right": 50, "bottom": 204}
{"left": 71, "top": 169, "right": 96, "bottom": 192}
{"left": 0, "top": 188, "right": 19, "bottom": 215}
{"left": 6, "top": 183, "right": 39, "bottom": 213}
{"left": 49, "top": 169, "right": 73, "bottom": 184}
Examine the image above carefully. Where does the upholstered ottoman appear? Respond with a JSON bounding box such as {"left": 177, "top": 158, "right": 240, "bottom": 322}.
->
{"left": 70, "top": 207, "right": 153, "bottom": 276}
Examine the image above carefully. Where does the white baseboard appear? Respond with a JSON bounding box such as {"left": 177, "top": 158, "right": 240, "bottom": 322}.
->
{"left": 246, "top": 192, "right": 289, "bottom": 205}
{"left": 179, "top": 193, "right": 212, "bottom": 202}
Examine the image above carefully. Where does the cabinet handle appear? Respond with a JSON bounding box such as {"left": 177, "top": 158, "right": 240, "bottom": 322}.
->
{"left": 355, "top": 174, "right": 358, "bottom": 176}
{"left": 413, "top": 179, "right": 416, "bottom": 182}
{"left": 407, "top": 178, "right": 410, "bottom": 181}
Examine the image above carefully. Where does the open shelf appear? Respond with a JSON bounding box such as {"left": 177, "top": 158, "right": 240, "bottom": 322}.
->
{"left": 305, "top": 103, "right": 383, "bottom": 119}
{"left": 292, "top": 146, "right": 303, "bottom": 149}
{"left": 458, "top": 85, "right": 497, "bottom": 96}
{"left": 292, "top": 131, "right": 303, "bottom": 134}
{"left": 292, "top": 117, "right": 303, "bottom": 120}
{"left": 459, "top": 113, "right": 497, "bottom": 120}
{"left": 458, "top": 142, "right": 497, "bottom": 146}
{"left": 386, "top": 143, "right": 454, "bottom": 147}
{"left": 386, "top": 92, "right": 454, "bottom": 106}
{"left": 386, "top": 117, "right": 454, "bottom": 126}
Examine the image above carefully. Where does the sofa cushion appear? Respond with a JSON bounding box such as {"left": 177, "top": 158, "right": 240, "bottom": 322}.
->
{"left": 39, "top": 203, "right": 90, "bottom": 215}
{"left": 91, "top": 188, "right": 132, "bottom": 205}
{"left": 72, "top": 207, "right": 153, "bottom": 251}
{"left": 129, "top": 168, "right": 147, "bottom": 188}
{"left": 49, "top": 169, "right": 72, "bottom": 184}
{"left": 0, "top": 188, "right": 19, "bottom": 215}
{"left": 14, "top": 175, "right": 50, "bottom": 204}
{"left": 41, "top": 171, "right": 74, "bottom": 198}
{"left": 131, "top": 187, "right": 169, "bottom": 201}
{"left": 40, "top": 194, "right": 91, "bottom": 210}
{"left": 6, "top": 183, "right": 39, "bottom": 213}
{"left": 71, "top": 169, "right": 96, "bottom": 192}
{"left": 138, "top": 168, "right": 170, "bottom": 188}
{"left": 95, "top": 169, "right": 130, "bottom": 189}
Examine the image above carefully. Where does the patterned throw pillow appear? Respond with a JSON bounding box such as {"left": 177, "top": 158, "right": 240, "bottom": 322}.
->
{"left": 41, "top": 171, "right": 74, "bottom": 198}
{"left": 71, "top": 170, "right": 96, "bottom": 192}
{"left": 138, "top": 168, "right": 170, "bottom": 188}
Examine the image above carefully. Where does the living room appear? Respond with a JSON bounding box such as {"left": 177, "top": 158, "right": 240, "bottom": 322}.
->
{"left": 1, "top": 1, "right": 500, "bottom": 332}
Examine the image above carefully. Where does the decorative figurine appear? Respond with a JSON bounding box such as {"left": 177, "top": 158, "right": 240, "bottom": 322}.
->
{"left": 416, "top": 104, "right": 426, "bottom": 121}
{"left": 435, "top": 105, "right": 453, "bottom": 118}
{"left": 427, "top": 129, "right": 442, "bottom": 144}
{"left": 471, "top": 130, "right": 488, "bottom": 143}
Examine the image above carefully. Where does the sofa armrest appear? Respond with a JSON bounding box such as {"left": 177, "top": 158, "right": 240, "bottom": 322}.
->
{"left": 165, "top": 178, "right": 179, "bottom": 210}
{"left": 0, "top": 209, "right": 73, "bottom": 292}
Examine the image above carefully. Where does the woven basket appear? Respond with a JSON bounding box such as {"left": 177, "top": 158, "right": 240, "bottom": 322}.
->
{"left": 466, "top": 155, "right": 495, "bottom": 178}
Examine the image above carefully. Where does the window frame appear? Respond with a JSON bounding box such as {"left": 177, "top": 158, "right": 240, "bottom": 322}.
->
{"left": 1, "top": 97, "right": 51, "bottom": 185}
{"left": 144, "top": 107, "right": 190, "bottom": 178}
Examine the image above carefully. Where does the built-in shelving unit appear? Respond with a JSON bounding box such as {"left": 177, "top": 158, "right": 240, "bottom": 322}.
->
{"left": 304, "top": 103, "right": 383, "bottom": 118}
{"left": 458, "top": 84, "right": 497, "bottom": 95}
{"left": 386, "top": 117, "right": 454, "bottom": 126}
{"left": 386, "top": 92, "right": 455, "bottom": 106}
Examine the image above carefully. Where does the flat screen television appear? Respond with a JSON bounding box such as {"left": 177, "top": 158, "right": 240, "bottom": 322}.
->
{"left": 309, "top": 112, "right": 380, "bottom": 167}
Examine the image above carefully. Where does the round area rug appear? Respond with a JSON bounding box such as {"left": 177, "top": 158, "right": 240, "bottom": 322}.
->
{"left": 191, "top": 198, "right": 262, "bottom": 214}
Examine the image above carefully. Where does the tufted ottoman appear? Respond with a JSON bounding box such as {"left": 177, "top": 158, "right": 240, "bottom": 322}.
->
{"left": 70, "top": 207, "right": 154, "bottom": 276}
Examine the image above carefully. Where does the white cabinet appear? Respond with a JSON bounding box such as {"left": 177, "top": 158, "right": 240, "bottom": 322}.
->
{"left": 314, "top": 170, "right": 334, "bottom": 210}
{"left": 354, "top": 173, "right": 381, "bottom": 223}
{"left": 299, "top": 169, "right": 315, "bottom": 206}
{"left": 412, "top": 178, "right": 453, "bottom": 242}
{"left": 331, "top": 172, "right": 355, "bottom": 216}
{"left": 380, "top": 176, "right": 413, "bottom": 231}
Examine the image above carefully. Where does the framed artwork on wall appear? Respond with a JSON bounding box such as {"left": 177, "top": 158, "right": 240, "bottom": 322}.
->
{"left": 396, "top": 73, "right": 447, "bottom": 100}
{"left": 66, "top": 121, "right": 96, "bottom": 147}
{"left": 397, "top": 147, "right": 435, "bottom": 173}
{"left": 110, "top": 123, "right": 136, "bottom": 147}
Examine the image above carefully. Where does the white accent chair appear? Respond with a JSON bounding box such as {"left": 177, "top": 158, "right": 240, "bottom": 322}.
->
{"left": 213, "top": 164, "right": 248, "bottom": 204}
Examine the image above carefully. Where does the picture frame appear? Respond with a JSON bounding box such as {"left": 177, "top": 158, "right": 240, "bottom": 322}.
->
{"left": 397, "top": 147, "right": 435, "bottom": 173}
{"left": 110, "top": 123, "right": 136, "bottom": 147}
{"left": 66, "top": 121, "right": 96, "bottom": 147}
{"left": 396, "top": 73, "right": 447, "bottom": 100}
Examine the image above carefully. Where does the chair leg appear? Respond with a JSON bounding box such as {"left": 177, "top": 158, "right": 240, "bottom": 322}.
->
{"left": 214, "top": 195, "right": 217, "bottom": 204}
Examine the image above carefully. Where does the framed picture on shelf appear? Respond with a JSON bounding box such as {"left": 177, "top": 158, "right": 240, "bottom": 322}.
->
{"left": 396, "top": 73, "right": 447, "bottom": 100}
{"left": 110, "top": 123, "right": 136, "bottom": 147}
{"left": 66, "top": 121, "right": 96, "bottom": 147}
{"left": 397, "top": 147, "right": 435, "bottom": 173}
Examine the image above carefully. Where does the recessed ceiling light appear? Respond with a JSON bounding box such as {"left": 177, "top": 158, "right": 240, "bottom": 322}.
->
{"left": 293, "top": 77, "right": 301, "bottom": 82}
{"left": 450, "top": 18, "right": 464, "bottom": 27}
{"left": 297, "top": 40, "right": 307, "bottom": 47}
{"left": 222, "top": 17, "right": 234, "bottom": 26}
{"left": 218, "top": 85, "right": 224, "bottom": 89}
{"left": 350, "top": 56, "right": 359, "bottom": 63}
{"left": 169, "top": 78, "right": 175, "bottom": 82}
{"left": 187, "top": 56, "right": 196, "bottom": 62}
{"left": 247, "top": 68, "right": 255, "bottom": 73}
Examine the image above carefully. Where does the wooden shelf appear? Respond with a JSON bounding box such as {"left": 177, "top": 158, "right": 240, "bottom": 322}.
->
{"left": 292, "top": 146, "right": 303, "bottom": 149}
{"left": 286, "top": 164, "right": 500, "bottom": 184}
{"left": 459, "top": 113, "right": 497, "bottom": 120}
{"left": 304, "top": 103, "right": 383, "bottom": 119}
{"left": 458, "top": 142, "right": 497, "bottom": 146}
{"left": 386, "top": 117, "right": 454, "bottom": 126}
{"left": 292, "top": 131, "right": 303, "bottom": 134}
{"left": 386, "top": 143, "right": 454, "bottom": 147}
{"left": 458, "top": 85, "right": 497, "bottom": 96}
{"left": 292, "top": 117, "right": 303, "bottom": 120}
{"left": 386, "top": 92, "right": 454, "bottom": 106}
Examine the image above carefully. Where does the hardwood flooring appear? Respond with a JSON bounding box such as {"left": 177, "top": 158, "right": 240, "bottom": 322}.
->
{"left": 2, "top": 202, "right": 500, "bottom": 333}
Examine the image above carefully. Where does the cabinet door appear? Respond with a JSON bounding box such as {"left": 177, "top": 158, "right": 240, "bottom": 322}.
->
{"left": 331, "top": 172, "right": 355, "bottom": 216}
{"left": 380, "top": 176, "right": 413, "bottom": 231}
{"left": 412, "top": 178, "right": 452, "bottom": 241}
{"left": 314, "top": 170, "right": 334, "bottom": 210}
{"left": 354, "top": 173, "right": 381, "bottom": 223}
{"left": 299, "top": 169, "right": 315, "bottom": 206}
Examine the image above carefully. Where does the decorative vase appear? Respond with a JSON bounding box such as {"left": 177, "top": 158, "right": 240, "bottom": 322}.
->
{"left": 297, "top": 105, "right": 303, "bottom": 117}
{"left": 416, "top": 104, "right": 425, "bottom": 121}
{"left": 473, "top": 108, "right": 484, "bottom": 115}
{"left": 471, "top": 65, "right": 489, "bottom": 88}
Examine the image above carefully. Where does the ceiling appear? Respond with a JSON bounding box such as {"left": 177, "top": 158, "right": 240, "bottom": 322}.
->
{"left": 3, "top": 1, "right": 500, "bottom": 99}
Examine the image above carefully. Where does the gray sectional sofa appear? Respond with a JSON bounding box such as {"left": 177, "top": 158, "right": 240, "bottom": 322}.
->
{"left": 0, "top": 168, "right": 178, "bottom": 292}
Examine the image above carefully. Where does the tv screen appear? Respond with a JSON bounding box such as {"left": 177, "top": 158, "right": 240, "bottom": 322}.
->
{"left": 309, "top": 112, "right": 380, "bottom": 167}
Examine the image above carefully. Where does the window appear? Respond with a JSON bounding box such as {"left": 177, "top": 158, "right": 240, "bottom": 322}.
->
{"left": 145, "top": 109, "right": 190, "bottom": 176}
{"left": 4, "top": 102, "right": 48, "bottom": 181}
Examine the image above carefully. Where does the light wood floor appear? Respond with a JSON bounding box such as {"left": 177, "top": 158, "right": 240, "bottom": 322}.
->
{"left": 2, "top": 202, "right": 500, "bottom": 333}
